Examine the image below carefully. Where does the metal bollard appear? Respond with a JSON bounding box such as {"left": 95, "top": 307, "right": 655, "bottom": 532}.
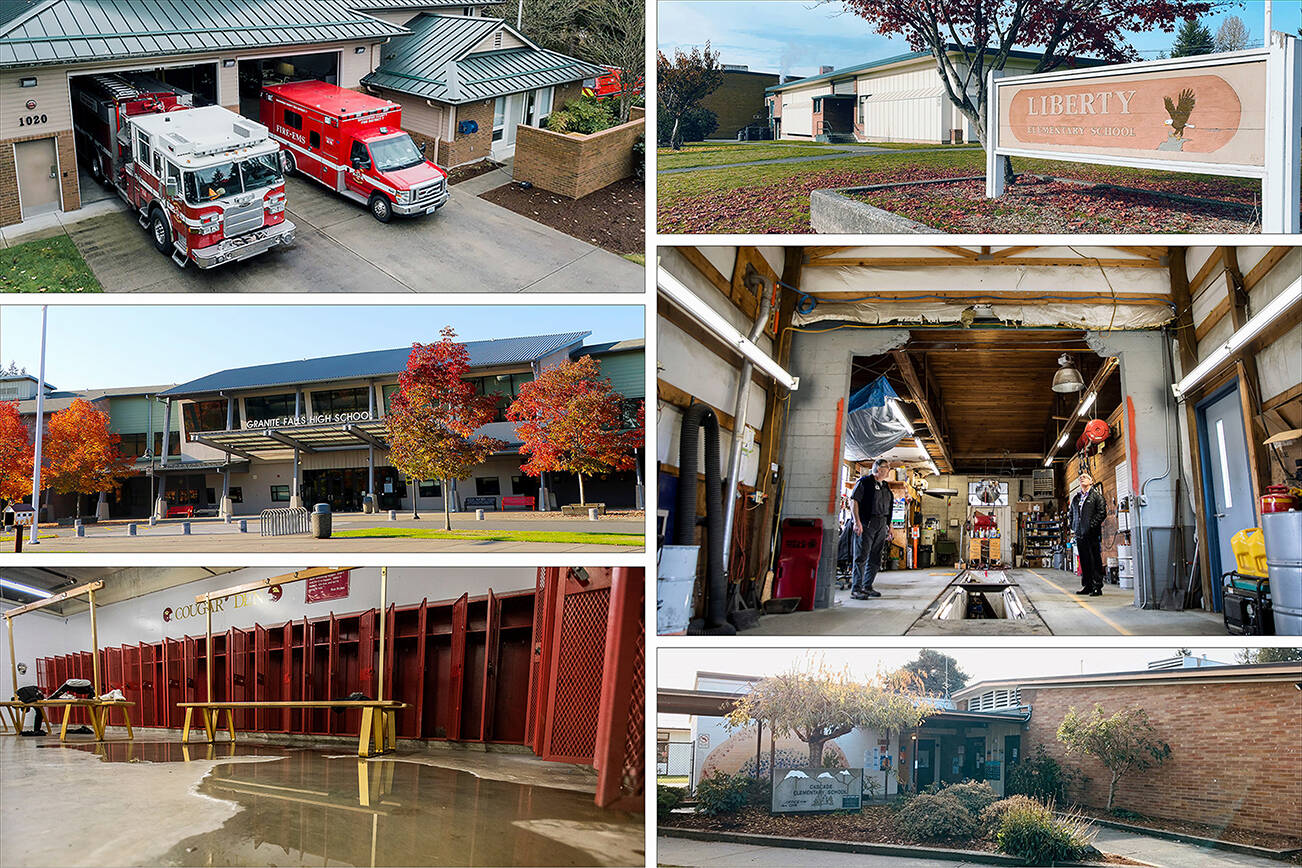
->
{"left": 310, "top": 503, "right": 332, "bottom": 539}
{"left": 182, "top": 521, "right": 191, "bottom": 535}
{"left": 75, "top": 521, "right": 85, "bottom": 537}
{"left": 588, "top": 507, "right": 599, "bottom": 521}
{"left": 388, "top": 510, "right": 397, "bottom": 521}
{"left": 128, "top": 524, "right": 137, "bottom": 536}
{"left": 476, "top": 509, "right": 485, "bottom": 521}
{"left": 149, "top": 515, "right": 157, "bottom": 527}
{"left": 239, "top": 520, "right": 248, "bottom": 533}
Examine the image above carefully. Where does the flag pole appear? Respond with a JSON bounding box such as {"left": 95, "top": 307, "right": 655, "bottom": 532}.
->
{"left": 29, "top": 306, "right": 47, "bottom": 545}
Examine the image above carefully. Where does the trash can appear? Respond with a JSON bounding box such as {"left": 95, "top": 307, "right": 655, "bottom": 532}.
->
{"left": 362, "top": 494, "right": 375, "bottom": 515}
{"left": 311, "top": 503, "right": 332, "bottom": 539}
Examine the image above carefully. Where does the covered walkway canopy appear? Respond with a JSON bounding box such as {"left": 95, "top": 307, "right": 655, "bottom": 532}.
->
{"left": 193, "top": 420, "right": 390, "bottom": 459}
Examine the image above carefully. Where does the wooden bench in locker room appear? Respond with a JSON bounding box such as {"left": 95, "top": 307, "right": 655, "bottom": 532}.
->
{"left": 177, "top": 700, "right": 408, "bottom": 757}
{"left": 0, "top": 699, "right": 135, "bottom": 741}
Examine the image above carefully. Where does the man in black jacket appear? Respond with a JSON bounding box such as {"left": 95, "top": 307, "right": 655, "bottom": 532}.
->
{"left": 850, "top": 458, "right": 894, "bottom": 600}
{"left": 1070, "top": 471, "right": 1107, "bottom": 596}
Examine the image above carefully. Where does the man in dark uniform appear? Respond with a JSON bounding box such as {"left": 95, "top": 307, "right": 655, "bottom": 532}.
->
{"left": 1070, "top": 470, "right": 1107, "bottom": 596}
{"left": 850, "top": 458, "right": 894, "bottom": 600}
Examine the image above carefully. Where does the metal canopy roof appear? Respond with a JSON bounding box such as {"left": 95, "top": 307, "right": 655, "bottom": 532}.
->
{"left": 145, "top": 457, "right": 250, "bottom": 474}
{"left": 194, "top": 420, "right": 391, "bottom": 457}
{"left": 0, "top": 0, "right": 409, "bottom": 69}
{"left": 159, "top": 331, "right": 591, "bottom": 398}
{"left": 362, "top": 14, "right": 604, "bottom": 104}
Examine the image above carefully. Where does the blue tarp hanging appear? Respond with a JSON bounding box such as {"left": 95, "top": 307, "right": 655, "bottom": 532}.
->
{"left": 844, "top": 376, "right": 911, "bottom": 462}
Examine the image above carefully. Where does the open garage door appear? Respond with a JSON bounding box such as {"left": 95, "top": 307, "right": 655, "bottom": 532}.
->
{"left": 237, "top": 52, "right": 340, "bottom": 119}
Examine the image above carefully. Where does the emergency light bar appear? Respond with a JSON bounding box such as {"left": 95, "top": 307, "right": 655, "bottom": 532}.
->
{"left": 1171, "top": 274, "right": 1302, "bottom": 401}
{"left": 658, "top": 265, "right": 799, "bottom": 391}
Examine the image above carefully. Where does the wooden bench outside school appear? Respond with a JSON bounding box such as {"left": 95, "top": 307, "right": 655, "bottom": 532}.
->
{"left": 0, "top": 699, "right": 135, "bottom": 741}
{"left": 177, "top": 700, "right": 408, "bottom": 757}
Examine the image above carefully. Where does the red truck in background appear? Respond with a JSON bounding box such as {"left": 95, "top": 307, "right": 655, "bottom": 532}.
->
{"left": 260, "top": 81, "right": 449, "bottom": 223}
{"left": 584, "top": 67, "right": 644, "bottom": 100}
{"left": 70, "top": 73, "right": 295, "bottom": 269}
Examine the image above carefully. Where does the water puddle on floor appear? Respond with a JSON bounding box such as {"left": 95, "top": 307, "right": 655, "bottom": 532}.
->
{"left": 154, "top": 747, "right": 642, "bottom": 867}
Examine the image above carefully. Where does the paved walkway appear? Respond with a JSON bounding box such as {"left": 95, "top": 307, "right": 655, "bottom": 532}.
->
{"left": 658, "top": 144, "right": 980, "bottom": 174}
{"left": 658, "top": 828, "right": 1291, "bottom": 868}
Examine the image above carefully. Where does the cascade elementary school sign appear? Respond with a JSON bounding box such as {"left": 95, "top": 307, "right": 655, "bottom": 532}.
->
{"left": 986, "top": 32, "right": 1300, "bottom": 232}
{"left": 771, "top": 767, "right": 863, "bottom": 813}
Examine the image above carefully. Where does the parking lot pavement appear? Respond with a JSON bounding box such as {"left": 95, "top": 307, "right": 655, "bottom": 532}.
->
{"left": 64, "top": 175, "right": 642, "bottom": 293}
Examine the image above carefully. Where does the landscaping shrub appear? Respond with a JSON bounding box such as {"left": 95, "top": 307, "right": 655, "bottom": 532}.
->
{"left": 546, "top": 95, "right": 617, "bottom": 135}
{"left": 992, "top": 797, "right": 1097, "bottom": 865}
{"left": 657, "top": 785, "right": 684, "bottom": 818}
{"left": 940, "top": 780, "right": 999, "bottom": 815}
{"left": 979, "top": 795, "right": 1042, "bottom": 832}
{"left": 894, "top": 792, "right": 978, "bottom": 841}
{"left": 632, "top": 135, "right": 645, "bottom": 182}
{"left": 742, "top": 774, "right": 771, "bottom": 807}
{"left": 1005, "top": 745, "right": 1085, "bottom": 805}
{"left": 695, "top": 771, "right": 749, "bottom": 816}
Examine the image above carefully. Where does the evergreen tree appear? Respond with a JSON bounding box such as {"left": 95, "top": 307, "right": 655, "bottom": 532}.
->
{"left": 1171, "top": 17, "right": 1216, "bottom": 57}
{"left": 1236, "top": 647, "right": 1302, "bottom": 664}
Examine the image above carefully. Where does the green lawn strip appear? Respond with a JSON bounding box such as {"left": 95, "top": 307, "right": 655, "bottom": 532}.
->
{"left": 622, "top": 252, "right": 646, "bottom": 266}
{"left": 0, "top": 234, "right": 103, "bottom": 292}
{"left": 657, "top": 144, "right": 842, "bottom": 169}
{"left": 333, "top": 528, "right": 644, "bottom": 546}
{"left": 858, "top": 141, "right": 982, "bottom": 150}
{"left": 657, "top": 776, "right": 689, "bottom": 785}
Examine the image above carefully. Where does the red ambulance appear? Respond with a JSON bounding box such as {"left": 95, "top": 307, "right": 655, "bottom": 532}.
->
{"left": 260, "top": 81, "right": 450, "bottom": 223}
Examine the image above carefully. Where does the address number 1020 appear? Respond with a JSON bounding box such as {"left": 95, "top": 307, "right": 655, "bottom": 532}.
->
{"left": 18, "top": 114, "right": 49, "bottom": 127}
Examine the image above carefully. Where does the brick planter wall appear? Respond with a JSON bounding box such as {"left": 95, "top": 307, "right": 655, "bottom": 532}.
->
{"left": 1016, "top": 681, "right": 1302, "bottom": 837}
{"left": 1, "top": 129, "right": 81, "bottom": 227}
{"left": 511, "top": 106, "right": 644, "bottom": 199}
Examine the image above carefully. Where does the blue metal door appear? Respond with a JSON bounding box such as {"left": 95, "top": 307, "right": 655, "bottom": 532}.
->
{"left": 1198, "top": 383, "right": 1255, "bottom": 604}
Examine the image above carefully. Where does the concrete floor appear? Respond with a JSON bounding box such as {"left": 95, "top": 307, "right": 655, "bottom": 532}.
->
{"left": 746, "top": 568, "right": 1224, "bottom": 636}
{"left": 0, "top": 730, "right": 643, "bottom": 867}
{"left": 658, "top": 831, "right": 1288, "bottom": 868}
{"left": 10, "top": 170, "right": 641, "bottom": 292}
{"left": 5, "top": 511, "right": 645, "bottom": 553}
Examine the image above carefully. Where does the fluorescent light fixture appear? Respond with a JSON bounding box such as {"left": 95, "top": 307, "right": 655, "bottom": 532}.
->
{"left": 913, "top": 437, "right": 927, "bottom": 453}
{"left": 1056, "top": 432, "right": 1069, "bottom": 448}
{"left": 658, "top": 266, "right": 799, "bottom": 391}
{"left": 1078, "top": 392, "right": 1096, "bottom": 415}
{"left": 1173, "top": 274, "right": 1302, "bottom": 400}
{"left": 222, "top": 59, "right": 235, "bottom": 68}
{"left": 928, "top": 461, "right": 940, "bottom": 475}
{"left": 890, "top": 398, "right": 914, "bottom": 431}
{"left": 1, "top": 578, "right": 53, "bottom": 599}
{"left": 1043, "top": 456, "right": 1054, "bottom": 467}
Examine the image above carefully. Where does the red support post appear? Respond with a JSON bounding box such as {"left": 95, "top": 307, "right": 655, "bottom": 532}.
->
{"left": 448, "top": 593, "right": 468, "bottom": 741}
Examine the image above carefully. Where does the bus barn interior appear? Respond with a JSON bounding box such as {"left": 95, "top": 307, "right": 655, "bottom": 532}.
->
{"left": 656, "top": 244, "right": 1302, "bottom": 637}
{"left": 0, "top": 566, "right": 643, "bottom": 868}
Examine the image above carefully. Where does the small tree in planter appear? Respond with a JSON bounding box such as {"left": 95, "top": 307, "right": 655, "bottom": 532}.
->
{"left": 506, "top": 355, "right": 642, "bottom": 510}
{"left": 386, "top": 328, "right": 505, "bottom": 530}
{"left": 725, "top": 660, "right": 935, "bottom": 795}
{"left": 43, "top": 399, "right": 132, "bottom": 520}
{"left": 1057, "top": 703, "right": 1171, "bottom": 811}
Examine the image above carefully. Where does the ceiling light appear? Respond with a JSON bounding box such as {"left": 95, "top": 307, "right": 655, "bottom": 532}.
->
{"left": 928, "top": 461, "right": 939, "bottom": 475}
{"left": 890, "top": 398, "right": 913, "bottom": 430}
{"left": 913, "top": 437, "right": 927, "bottom": 453}
{"left": 1043, "top": 456, "right": 1054, "bottom": 467}
{"left": 1052, "top": 353, "right": 1085, "bottom": 393}
{"left": 658, "top": 266, "right": 799, "bottom": 391}
{"left": 1078, "top": 392, "right": 1096, "bottom": 415}
{"left": 1172, "top": 274, "right": 1302, "bottom": 400}
{"left": 1, "top": 578, "right": 53, "bottom": 599}
{"left": 1056, "top": 431, "right": 1069, "bottom": 448}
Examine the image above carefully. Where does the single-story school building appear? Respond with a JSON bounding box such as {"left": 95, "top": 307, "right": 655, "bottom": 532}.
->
{"left": 0, "top": 0, "right": 604, "bottom": 226}
{"left": 765, "top": 45, "right": 1105, "bottom": 144}
{"left": 10, "top": 333, "right": 644, "bottom": 520}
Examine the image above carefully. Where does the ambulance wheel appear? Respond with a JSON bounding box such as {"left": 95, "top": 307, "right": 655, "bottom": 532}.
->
{"left": 149, "top": 208, "right": 173, "bottom": 254}
{"left": 369, "top": 193, "right": 393, "bottom": 223}
{"left": 283, "top": 151, "right": 297, "bottom": 176}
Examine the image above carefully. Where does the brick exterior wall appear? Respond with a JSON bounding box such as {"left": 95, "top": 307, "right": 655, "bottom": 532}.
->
{"left": 435, "top": 98, "right": 494, "bottom": 168}
{"left": 512, "top": 106, "right": 644, "bottom": 199}
{"left": 0, "top": 129, "right": 81, "bottom": 227}
{"left": 1013, "top": 680, "right": 1302, "bottom": 836}
{"left": 701, "top": 70, "right": 778, "bottom": 138}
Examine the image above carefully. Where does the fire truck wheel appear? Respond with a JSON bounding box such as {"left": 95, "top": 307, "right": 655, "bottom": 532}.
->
{"left": 149, "top": 208, "right": 174, "bottom": 254}
{"left": 88, "top": 154, "right": 103, "bottom": 183}
{"left": 283, "top": 151, "right": 297, "bottom": 176}
{"left": 369, "top": 193, "right": 393, "bottom": 223}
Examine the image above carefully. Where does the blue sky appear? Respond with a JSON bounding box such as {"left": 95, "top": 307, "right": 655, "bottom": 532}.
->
{"left": 658, "top": 1, "right": 1302, "bottom": 80}
{"left": 0, "top": 304, "right": 644, "bottom": 391}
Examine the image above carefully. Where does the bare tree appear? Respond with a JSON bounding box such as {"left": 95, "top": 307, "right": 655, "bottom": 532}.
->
{"left": 1214, "top": 15, "right": 1250, "bottom": 52}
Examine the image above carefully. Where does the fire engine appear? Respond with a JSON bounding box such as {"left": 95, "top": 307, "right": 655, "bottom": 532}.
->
{"left": 260, "top": 81, "right": 449, "bottom": 223}
{"left": 70, "top": 74, "right": 295, "bottom": 269}
{"left": 584, "top": 67, "right": 644, "bottom": 100}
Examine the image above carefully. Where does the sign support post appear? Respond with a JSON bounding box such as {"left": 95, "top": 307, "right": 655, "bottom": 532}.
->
{"left": 985, "top": 69, "right": 1005, "bottom": 198}
{"left": 1264, "top": 29, "right": 1301, "bottom": 233}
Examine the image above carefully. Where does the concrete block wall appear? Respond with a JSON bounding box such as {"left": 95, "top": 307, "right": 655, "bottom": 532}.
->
{"left": 511, "top": 107, "right": 644, "bottom": 199}
{"left": 779, "top": 327, "right": 910, "bottom": 607}
{"left": 1018, "top": 681, "right": 1302, "bottom": 837}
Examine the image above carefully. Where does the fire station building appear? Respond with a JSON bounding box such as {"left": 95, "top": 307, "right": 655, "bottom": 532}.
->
{"left": 0, "top": 0, "right": 517, "bottom": 227}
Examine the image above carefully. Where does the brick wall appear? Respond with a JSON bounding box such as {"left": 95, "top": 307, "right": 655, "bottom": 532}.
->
{"left": 436, "top": 98, "right": 494, "bottom": 168}
{"left": 1017, "top": 681, "right": 1302, "bottom": 836}
{"left": 701, "top": 71, "right": 777, "bottom": 138}
{"left": 511, "top": 109, "right": 644, "bottom": 199}
{"left": 1, "top": 129, "right": 81, "bottom": 227}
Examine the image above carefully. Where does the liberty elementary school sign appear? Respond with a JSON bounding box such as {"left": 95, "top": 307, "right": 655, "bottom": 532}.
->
{"left": 986, "top": 33, "right": 1300, "bottom": 232}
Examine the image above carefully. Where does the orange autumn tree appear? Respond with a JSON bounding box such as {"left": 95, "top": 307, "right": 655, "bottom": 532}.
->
{"left": 385, "top": 328, "right": 505, "bottom": 530}
{"left": 43, "top": 398, "right": 133, "bottom": 519}
{"left": 0, "top": 401, "right": 34, "bottom": 506}
{"left": 506, "top": 355, "right": 643, "bottom": 507}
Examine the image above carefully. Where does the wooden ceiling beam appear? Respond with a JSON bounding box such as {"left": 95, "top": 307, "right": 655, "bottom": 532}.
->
{"left": 803, "top": 256, "right": 1164, "bottom": 269}
{"left": 891, "top": 349, "right": 954, "bottom": 474}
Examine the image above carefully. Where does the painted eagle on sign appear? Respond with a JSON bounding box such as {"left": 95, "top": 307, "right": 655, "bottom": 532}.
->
{"left": 1163, "top": 88, "right": 1196, "bottom": 137}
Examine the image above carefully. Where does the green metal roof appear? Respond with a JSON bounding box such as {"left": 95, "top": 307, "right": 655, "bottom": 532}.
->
{"left": 0, "top": 0, "right": 409, "bottom": 69}
{"left": 362, "top": 14, "right": 603, "bottom": 104}
{"left": 349, "top": 0, "right": 495, "bottom": 8}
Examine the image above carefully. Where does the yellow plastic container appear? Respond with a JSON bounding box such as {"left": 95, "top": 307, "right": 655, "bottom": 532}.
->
{"left": 1231, "top": 528, "right": 1268, "bottom": 578}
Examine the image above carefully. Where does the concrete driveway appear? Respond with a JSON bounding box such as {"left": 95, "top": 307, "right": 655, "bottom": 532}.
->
{"left": 59, "top": 171, "right": 642, "bottom": 292}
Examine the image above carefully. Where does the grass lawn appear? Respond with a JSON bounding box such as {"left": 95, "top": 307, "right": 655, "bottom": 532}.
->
{"left": 333, "top": 527, "right": 644, "bottom": 546}
{"left": 0, "top": 234, "right": 102, "bottom": 292}
{"left": 657, "top": 776, "right": 689, "bottom": 786}
{"left": 857, "top": 141, "right": 982, "bottom": 150}
{"left": 657, "top": 147, "right": 1263, "bottom": 233}
{"left": 658, "top": 143, "right": 843, "bottom": 170}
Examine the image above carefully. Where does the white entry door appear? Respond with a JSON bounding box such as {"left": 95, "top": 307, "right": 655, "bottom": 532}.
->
{"left": 491, "top": 93, "right": 524, "bottom": 159}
